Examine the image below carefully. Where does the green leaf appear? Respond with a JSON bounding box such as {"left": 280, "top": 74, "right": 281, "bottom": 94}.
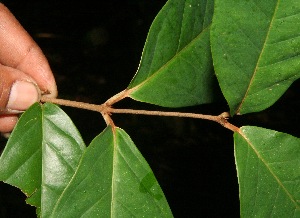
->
{"left": 0, "top": 103, "right": 86, "bottom": 217}
{"left": 211, "top": 0, "right": 300, "bottom": 115}
{"left": 51, "top": 126, "right": 173, "bottom": 217}
{"left": 0, "top": 104, "right": 171, "bottom": 217}
{"left": 128, "top": 0, "right": 216, "bottom": 107}
{"left": 234, "top": 126, "right": 300, "bottom": 217}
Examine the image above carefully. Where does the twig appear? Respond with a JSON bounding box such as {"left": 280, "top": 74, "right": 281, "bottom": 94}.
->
{"left": 40, "top": 96, "right": 239, "bottom": 132}
{"left": 104, "top": 89, "right": 131, "bottom": 106}
{"left": 109, "top": 108, "right": 239, "bottom": 132}
{"left": 41, "top": 96, "right": 105, "bottom": 112}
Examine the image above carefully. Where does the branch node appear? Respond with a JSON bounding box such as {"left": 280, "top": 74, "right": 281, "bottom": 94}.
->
{"left": 220, "top": 112, "right": 230, "bottom": 120}
{"left": 105, "top": 89, "right": 131, "bottom": 106}
{"left": 101, "top": 112, "right": 115, "bottom": 127}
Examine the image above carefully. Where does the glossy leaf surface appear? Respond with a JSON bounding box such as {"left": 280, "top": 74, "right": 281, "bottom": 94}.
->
{"left": 0, "top": 103, "right": 172, "bottom": 217}
{"left": 51, "top": 126, "right": 173, "bottom": 217}
{"left": 234, "top": 126, "right": 300, "bottom": 217}
{"left": 211, "top": 0, "right": 300, "bottom": 115}
{"left": 0, "top": 103, "right": 86, "bottom": 217}
{"left": 128, "top": 0, "right": 216, "bottom": 107}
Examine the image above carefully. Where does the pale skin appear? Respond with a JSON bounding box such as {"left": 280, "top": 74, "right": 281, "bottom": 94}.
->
{"left": 0, "top": 3, "right": 57, "bottom": 133}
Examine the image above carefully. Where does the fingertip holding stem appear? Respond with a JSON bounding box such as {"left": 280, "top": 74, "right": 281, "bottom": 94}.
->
{"left": 7, "top": 80, "right": 40, "bottom": 111}
{"left": 0, "top": 81, "right": 41, "bottom": 133}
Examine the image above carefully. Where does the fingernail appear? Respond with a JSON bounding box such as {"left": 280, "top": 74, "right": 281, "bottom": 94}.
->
{"left": 7, "top": 81, "right": 40, "bottom": 111}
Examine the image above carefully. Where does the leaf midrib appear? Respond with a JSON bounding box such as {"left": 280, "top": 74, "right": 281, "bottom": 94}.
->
{"left": 236, "top": 1, "right": 280, "bottom": 114}
{"left": 111, "top": 127, "right": 117, "bottom": 218}
{"left": 239, "top": 130, "right": 300, "bottom": 210}
{"left": 129, "top": 24, "right": 211, "bottom": 93}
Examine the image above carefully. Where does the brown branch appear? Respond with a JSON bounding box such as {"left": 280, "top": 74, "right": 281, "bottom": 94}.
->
{"left": 110, "top": 108, "right": 218, "bottom": 121}
{"left": 41, "top": 96, "right": 106, "bottom": 112}
{"left": 40, "top": 97, "right": 239, "bottom": 132}
{"left": 41, "top": 96, "right": 115, "bottom": 126}
{"left": 104, "top": 89, "right": 132, "bottom": 106}
{"left": 109, "top": 108, "right": 239, "bottom": 132}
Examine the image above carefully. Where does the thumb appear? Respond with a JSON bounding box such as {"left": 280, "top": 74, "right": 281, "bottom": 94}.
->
{"left": 0, "top": 65, "right": 40, "bottom": 114}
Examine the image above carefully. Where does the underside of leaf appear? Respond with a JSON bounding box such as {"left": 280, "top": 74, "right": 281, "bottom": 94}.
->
{"left": 234, "top": 126, "right": 300, "bottom": 217}
{"left": 211, "top": 0, "right": 300, "bottom": 115}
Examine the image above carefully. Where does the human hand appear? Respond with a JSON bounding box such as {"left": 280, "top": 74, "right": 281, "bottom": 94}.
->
{"left": 0, "top": 3, "right": 57, "bottom": 133}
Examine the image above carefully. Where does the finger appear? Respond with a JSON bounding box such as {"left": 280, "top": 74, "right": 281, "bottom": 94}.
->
{"left": 0, "top": 3, "right": 57, "bottom": 98}
{"left": 0, "top": 64, "right": 40, "bottom": 111}
{"left": 0, "top": 115, "right": 18, "bottom": 133}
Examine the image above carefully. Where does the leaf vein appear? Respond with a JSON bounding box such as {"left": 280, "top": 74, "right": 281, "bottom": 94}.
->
{"left": 217, "top": 39, "right": 248, "bottom": 75}
{"left": 130, "top": 24, "right": 211, "bottom": 92}
{"left": 240, "top": 131, "right": 300, "bottom": 210}
{"left": 79, "top": 191, "right": 110, "bottom": 217}
{"left": 267, "top": 33, "right": 300, "bottom": 46}
{"left": 50, "top": 145, "right": 111, "bottom": 216}
{"left": 277, "top": 10, "right": 300, "bottom": 20}
{"left": 245, "top": 74, "right": 299, "bottom": 98}
{"left": 175, "top": 3, "right": 186, "bottom": 53}
{"left": 236, "top": 1, "right": 280, "bottom": 114}
{"left": 6, "top": 146, "right": 41, "bottom": 182}
{"left": 111, "top": 131, "right": 117, "bottom": 217}
{"left": 44, "top": 117, "right": 81, "bottom": 149}
{"left": 202, "top": 0, "right": 208, "bottom": 29}
{"left": 251, "top": 1, "right": 269, "bottom": 18}
{"left": 44, "top": 141, "right": 74, "bottom": 172}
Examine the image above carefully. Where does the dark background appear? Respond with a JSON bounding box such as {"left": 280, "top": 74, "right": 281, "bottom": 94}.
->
{"left": 0, "top": 1, "right": 299, "bottom": 217}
